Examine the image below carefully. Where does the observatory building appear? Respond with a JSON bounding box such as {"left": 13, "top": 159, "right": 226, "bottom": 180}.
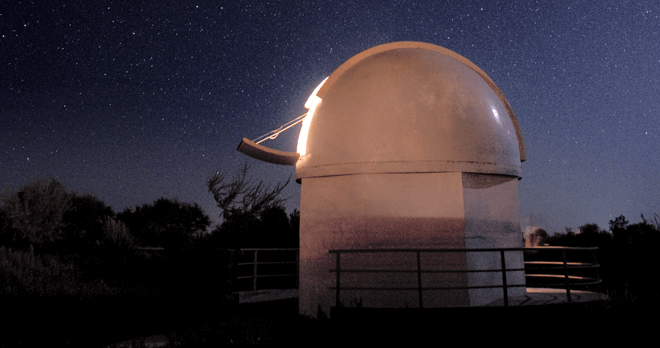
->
{"left": 239, "top": 42, "right": 527, "bottom": 317}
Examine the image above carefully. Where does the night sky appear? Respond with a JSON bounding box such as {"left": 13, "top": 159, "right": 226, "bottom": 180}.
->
{"left": 2, "top": 1, "right": 659, "bottom": 234}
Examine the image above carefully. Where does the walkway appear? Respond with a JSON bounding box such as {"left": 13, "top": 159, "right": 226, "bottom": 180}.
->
{"left": 111, "top": 287, "right": 612, "bottom": 347}
{"left": 236, "top": 289, "right": 299, "bottom": 303}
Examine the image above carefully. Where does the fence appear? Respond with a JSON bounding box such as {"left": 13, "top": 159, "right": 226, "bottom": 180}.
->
{"left": 232, "top": 247, "right": 601, "bottom": 305}
{"left": 236, "top": 248, "right": 299, "bottom": 291}
{"left": 523, "top": 246, "right": 601, "bottom": 302}
{"left": 329, "top": 247, "right": 601, "bottom": 308}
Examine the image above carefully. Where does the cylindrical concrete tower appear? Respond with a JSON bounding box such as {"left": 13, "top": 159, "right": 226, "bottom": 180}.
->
{"left": 294, "top": 42, "right": 527, "bottom": 317}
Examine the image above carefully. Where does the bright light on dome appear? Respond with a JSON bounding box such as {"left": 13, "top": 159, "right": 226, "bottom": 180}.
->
{"left": 297, "top": 77, "right": 327, "bottom": 156}
{"left": 491, "top": 106, "right": 501, "bottom": 125}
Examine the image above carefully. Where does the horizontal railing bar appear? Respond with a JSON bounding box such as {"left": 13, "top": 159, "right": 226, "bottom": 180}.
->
{"left": 330, "top": 284, "right": 527, "bottom": 291}
{"left": 525, "top": 264, "right": 599, "bottom": 269}
{"left": 523, "top": 246, "right": 599, "bottom": 250}
{"left": 241, "top": 248, "right": 299, "bottom": 251}
{"left": 525, "top": 261, "right": 597, "bottom": 266}
{"left": 329, "top": 248, "right": 522, "bottom": 253}
{"left": 526, "top": 274, "right": 597, "bottom": 280}
{"left": 459, "top": 284, "right": 527, "bottom": 289}
{"left": 329, "top": 269, "right": 417, "bottom": 273}
{"left": 329, "top": 268, "right": 527, "bottom": 274}
{"left": 235, "top": 248, "right": 300, "bottom": 292}
{"left": 527, "top": 281, "right": 601, "bottom": 286}
{"left": 328, "top": 246, "right": 601, "bottom": 308}
{"left": 236, "top": 273, "right": 297, "bottom": 280}
{"left": 237, "top": 261, "right": 297, "bottom": 266}
{"left": 527, "top": 267, "right": 600, "bottom": 271}
{"left": 331, "top": 287, "right": 430, "bottom": 291}
{"left": 329, "top": 247, "right": 598, "bottom": 254}
{"left": 426, "top": 268, "right": 527, "bottom": 273}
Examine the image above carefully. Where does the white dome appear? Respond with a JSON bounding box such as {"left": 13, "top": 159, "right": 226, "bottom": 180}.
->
{"left": 296, "top": 42, "right": 525, "bottom": 179}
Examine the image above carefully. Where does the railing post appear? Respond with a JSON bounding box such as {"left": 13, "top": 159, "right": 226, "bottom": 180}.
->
{"left": 253, "top": 250, "right": 258, "bottom": 291}
{"left": 335, "top": 252, "right": 341, "bottom": 307}
{"left": 593, "top": 249, "right": 601, "bottom": 294}
{"left": 417, "top": 251, "right": 423, "bottom": 308}
{"left": 562, "top": 249, "right": 572, "bottom": 302}
{"left": 500, "top": 250, "right": 509, "bottom": 306}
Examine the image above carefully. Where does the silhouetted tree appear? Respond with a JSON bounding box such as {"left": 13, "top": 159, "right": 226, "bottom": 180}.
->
{"left": 289, "top": 209, "right": 300, "bottom": 247}
{"left": 205, "top": 206, "right": 299, "bottom": 248}
{"left": 207, "top": 163, "right": 289, "bottom": 220}
{"left": 545, "top": 223, "right": 614, "bottom": 293}
{"left": 253, "top": 205, "right": 297, "bottom": 247}
{"left": 547, "top": 223, "right": 611, "bottom": 247}
{"left": 118, "top": 198, "right": 210, "bottom": 249}
{"left": 209, "top": 210, "right": 259, "bottom": 249}
{"left": 0, "top": 176, "right": 71, "bottom": 253}
{"left": 206, "top": 163, "right": 292, "bottom": 248}
{"left": 579, "top": 223, "right": 603, "bottom": 235}
{"left": 527, "top": 215, "right": 660, "bottom": 302}
{"left": 0, "top": 209, "right": 18, "bottom": 247}
{"left": 610, "top": 214, "right": 659, "bottom": 300}
{"left": 609, "top": 215, "right": 629, "bottom": 235}
{"left": 100, "top": 217, "right": 135, "bottom": 249}
{"left": 60, "top": 193, "right": 115, "bottom": 252}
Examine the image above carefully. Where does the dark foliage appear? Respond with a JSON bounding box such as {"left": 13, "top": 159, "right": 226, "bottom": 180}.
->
{"left": 0, "top": 176, "right": 71, "bottom": 251}
{"left": 610, "top": 214, "right": 660, "bottom": 300}
{"left": 58, "top": 193, "right": 116, "bottom": 253}
{"left": 118, "top": 197, "right": 211, "bottom": 249}
{"left": 288, "top": 209, "right": 300, "bottom": 246}
{"left": 546, "top": 223, "right": 613, "bottom": 248}
{"left": 0, "top": 174, "right": 300, "bottom": 346}
{"left": 206, "top": 163, "right": 298, "bottom": 249}
{"left": 0, "top": 247, "right": 235, "bottom": 347}
{"left": 204, "top": 206, "right": 299, "bottom": 249}
{"left": 207, "top": 163, "right": 289, "bottom": 220}
{"left": 547, "top": 215, "right": 660, "bottom": 302}
{"left": 0, "top": 209, "right": 19, "bottom": 247}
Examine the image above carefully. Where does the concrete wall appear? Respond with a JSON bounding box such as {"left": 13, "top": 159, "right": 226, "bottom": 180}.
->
{"left": 298, "top": 172, "right": 525, "bottom": 317}
{"left": 462, "top": 173, "right": 527, "bottom": 306}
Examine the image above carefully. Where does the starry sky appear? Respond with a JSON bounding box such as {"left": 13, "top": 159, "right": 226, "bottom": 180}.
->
{"left": 2, "top": 0, "right": 659, "bottom": 234}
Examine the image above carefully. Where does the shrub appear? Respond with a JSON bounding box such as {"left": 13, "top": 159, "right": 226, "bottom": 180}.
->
{"left": 0, "top": 246, "right": 89, "bottom": 297}
{"left": 0, "top": 176, "right": 71, "bottom": 251}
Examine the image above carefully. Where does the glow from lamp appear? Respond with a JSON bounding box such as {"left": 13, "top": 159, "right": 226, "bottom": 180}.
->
{"left": 297, "top": 77, "right": 327, "bottom": 156}
{"left": 491, "top": 105, "right": 502, "bottom": 125}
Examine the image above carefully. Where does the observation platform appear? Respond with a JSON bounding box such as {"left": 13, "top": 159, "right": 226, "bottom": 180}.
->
{"left": 237, "top": 289, "right": 299, "bottom": 304}
{"left": 235, "top": 288, "right": 607, "bottom": 306}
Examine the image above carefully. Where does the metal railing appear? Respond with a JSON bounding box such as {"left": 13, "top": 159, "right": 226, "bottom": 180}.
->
{"left": 236, "top": 248, "right": 299, "bottom": 291}
{"left": 329, "top": 247, "right": 601, "bottom": 308}
{"left": 523, "top": 246, "right": 601, "bottom": 302}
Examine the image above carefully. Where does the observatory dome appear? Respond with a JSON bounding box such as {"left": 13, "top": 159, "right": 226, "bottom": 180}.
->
{"left": 296, "top": 42, "right": 525, "bottom": 180}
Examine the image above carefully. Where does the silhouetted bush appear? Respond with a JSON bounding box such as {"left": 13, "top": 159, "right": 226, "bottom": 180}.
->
{"left": 59, "top": 193, "right": 116, "bottom": 252}
{"left": 546, "top": 215, "right": 660, "bottom": 302}
{"left": 0, "top": 246, "right": 116, "bottom": 299}
{"left": 0, "top": 176, "right": 71, "bottom": 252}
{"left": 118, "top": 197, "right": 211, "bottom": 250}
{"left": 206, "top": 163, "right": 298, "bottom": 249}
{"left": 610, "top": 214, "right": 660, "bottom": 301}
